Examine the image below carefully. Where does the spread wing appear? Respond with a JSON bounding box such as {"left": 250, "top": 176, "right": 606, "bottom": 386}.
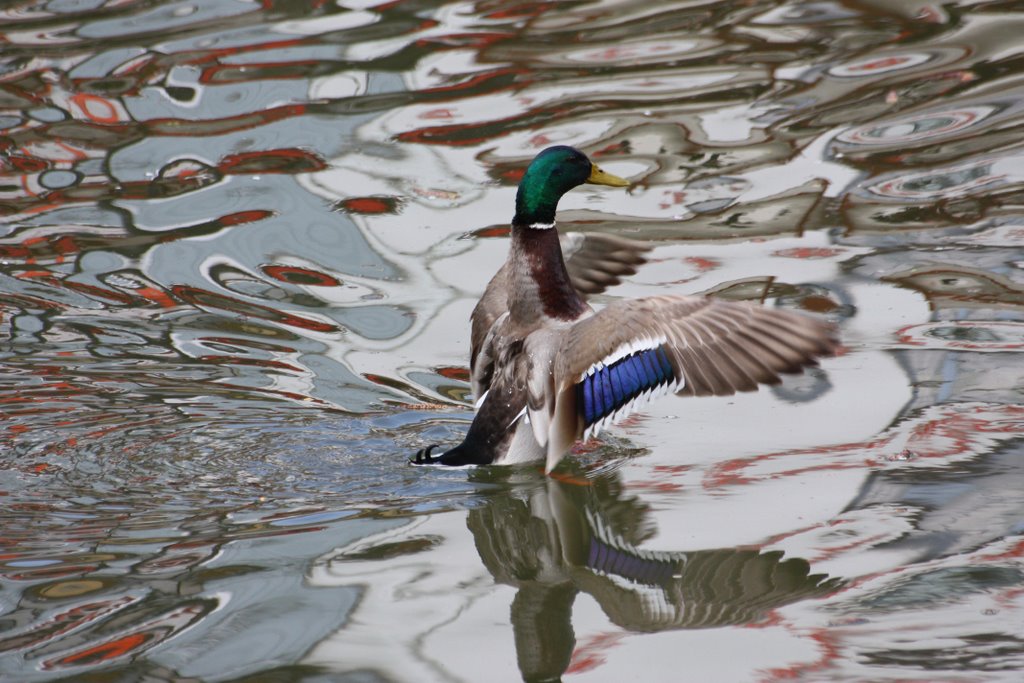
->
{"left": 470, "top": 233, "right": 650, "bottom": 398}
{"left": 560, "top": 232, "right": 649, "bottom": 295}
{"left": 528, "top": 295, "right": 838, "bottom": 471}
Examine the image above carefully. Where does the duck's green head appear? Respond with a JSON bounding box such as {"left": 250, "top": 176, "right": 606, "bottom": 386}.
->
{"left": 513, "top": 146, "right": 629, "bottom": 227}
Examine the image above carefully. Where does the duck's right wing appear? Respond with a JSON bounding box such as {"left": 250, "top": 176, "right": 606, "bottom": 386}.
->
{"left": 526, "top": 295, "right": 838, "bottom": 471}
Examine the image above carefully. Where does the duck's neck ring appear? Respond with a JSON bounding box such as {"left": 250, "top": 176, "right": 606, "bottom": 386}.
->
{"left": 526, "top": 221, "right": 555, "bottom": 230}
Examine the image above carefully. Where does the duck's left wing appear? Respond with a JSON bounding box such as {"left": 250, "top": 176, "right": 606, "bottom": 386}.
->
{"left": 527, "top": 295, "right": 839, "bottom": 471}
{"left": 562, "top": 233, "right": 649, "bottom": 295}
{"left": 470, "top": 263, "right": 509, "bottom": 398}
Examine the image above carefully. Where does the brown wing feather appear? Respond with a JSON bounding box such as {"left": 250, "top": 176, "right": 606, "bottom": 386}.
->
{"left": 562, "top": 233, "right": 650, "bottom": 295}
{"left": 553, "top": 295, "right": 838, "bottom": 398}
{"left": 470, "top": 261, "right": 509, "bottom": 379}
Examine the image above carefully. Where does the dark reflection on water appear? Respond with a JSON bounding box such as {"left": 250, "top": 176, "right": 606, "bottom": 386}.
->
{"left": 2, "top": 0, "right": 1024, "bottom": 679}
{"left": 468, "top": 469, "right": 841, "bottom": 681}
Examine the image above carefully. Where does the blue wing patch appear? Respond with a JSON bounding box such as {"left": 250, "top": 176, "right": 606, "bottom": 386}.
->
{"left": 588, "top": 536, "right": 677, "bottom": 585}
{"left": 578, "top": 346, "right": 675, "bottom": 428}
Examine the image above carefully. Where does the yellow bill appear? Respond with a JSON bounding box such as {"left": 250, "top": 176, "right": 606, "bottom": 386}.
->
{"left": 586, "top": 164, "right": 630, "bottom": 187}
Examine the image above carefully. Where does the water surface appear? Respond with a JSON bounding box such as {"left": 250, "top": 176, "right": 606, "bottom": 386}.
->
{"left": 2, "top": 0, "right": 1023, "bottom": 680}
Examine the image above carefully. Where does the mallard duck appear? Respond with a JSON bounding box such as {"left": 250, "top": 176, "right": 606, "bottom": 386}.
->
{"left": 413, "top": 146, "right": 837, "bottom": 472}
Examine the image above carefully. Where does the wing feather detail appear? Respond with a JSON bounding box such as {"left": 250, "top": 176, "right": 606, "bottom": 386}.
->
{"left": 578, "top": 345, "right": 678, "bottom": 441}
{"left": 535, "top": 295, "right": 837, "bottom": 468}
{"left": 562, "top": 233, "right": 650, "bottom": 295}
{"left": 556, "top": 295, "right": 838, "bottom": 395}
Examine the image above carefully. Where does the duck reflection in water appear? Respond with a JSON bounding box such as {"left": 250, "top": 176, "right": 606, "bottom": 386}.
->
{"left": 467, "top": 467, "right": 842, "bottom": 681}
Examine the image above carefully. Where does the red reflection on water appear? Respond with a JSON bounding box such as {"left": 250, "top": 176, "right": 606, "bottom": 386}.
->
{"left": 262, "top": 265, "right": 341, "bottom": 287}
{"left": 472, "top": 226, "right": 511, "bottom": 238}
{"left": 685, "top": 256, "right": 720, "bottom": 272}
{"left": 67, "top": 93, "right": 122, "bottom": 124}
{"left": 982, "top": 539, "right": 1024, "bottom": 563}
{"left": 4, "top": 564, "right": 100, "bottom": 582}
{"left": 567, "top": 632, "right": 628, "bottom": 675}
{"left": 591, "top": 141, "right": 631, "bottom": 158}
{"left": 772, "top": 247, "right": 845, "bottom": 259}
{"left": 0, "top": 596, "right": 138, "bottom": 655}
{"left": 146, "top": 104, "right": 308, "bottom": 137}
{"left": 42, "top": 602, "right": 212, "bottom": 670}
{"left": 52, "top": 632, "right": 153, "bottom": 666}
{"left": 3, "top": 153, "right": 49, "bottom": 173}
{"left": 415, "top": 32, "right": 510, "bottom": 50}
{"left": 335, "top": 196, "right": 402, "bottom": 215}
{"left": 171, "top": 285, "right": 338, "bottom": 332}
{"left": 218, "top": 148, "right": 327, "bottom": 175}
{"left": 196, "top": 355, "right": 303, "bottom": 373}
{"left": 495, "top": 168, "right": 525, "bottom": 184}
{"left": 435, "top": 366, "right": 469, "bottom": 381}
{"left": 213, "top": 209, "right": 276, "bottom": 227}
{"left": 421, "top": 67, "right": 528, "bottom": 97}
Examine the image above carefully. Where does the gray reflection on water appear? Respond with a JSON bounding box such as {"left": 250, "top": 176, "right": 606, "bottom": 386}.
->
{"left": 0, "top": 414, "right": 480, "bottom": 679}
{"left": 469, "top": 470, "right": 841, "bottom": 681}
{"left": 310, "top": 466, "right": 840, "bottom": 681}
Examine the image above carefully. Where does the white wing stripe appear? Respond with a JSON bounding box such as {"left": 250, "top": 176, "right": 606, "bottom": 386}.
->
{"left": 580, "top": 335, "right": 668, "bottom": 381}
